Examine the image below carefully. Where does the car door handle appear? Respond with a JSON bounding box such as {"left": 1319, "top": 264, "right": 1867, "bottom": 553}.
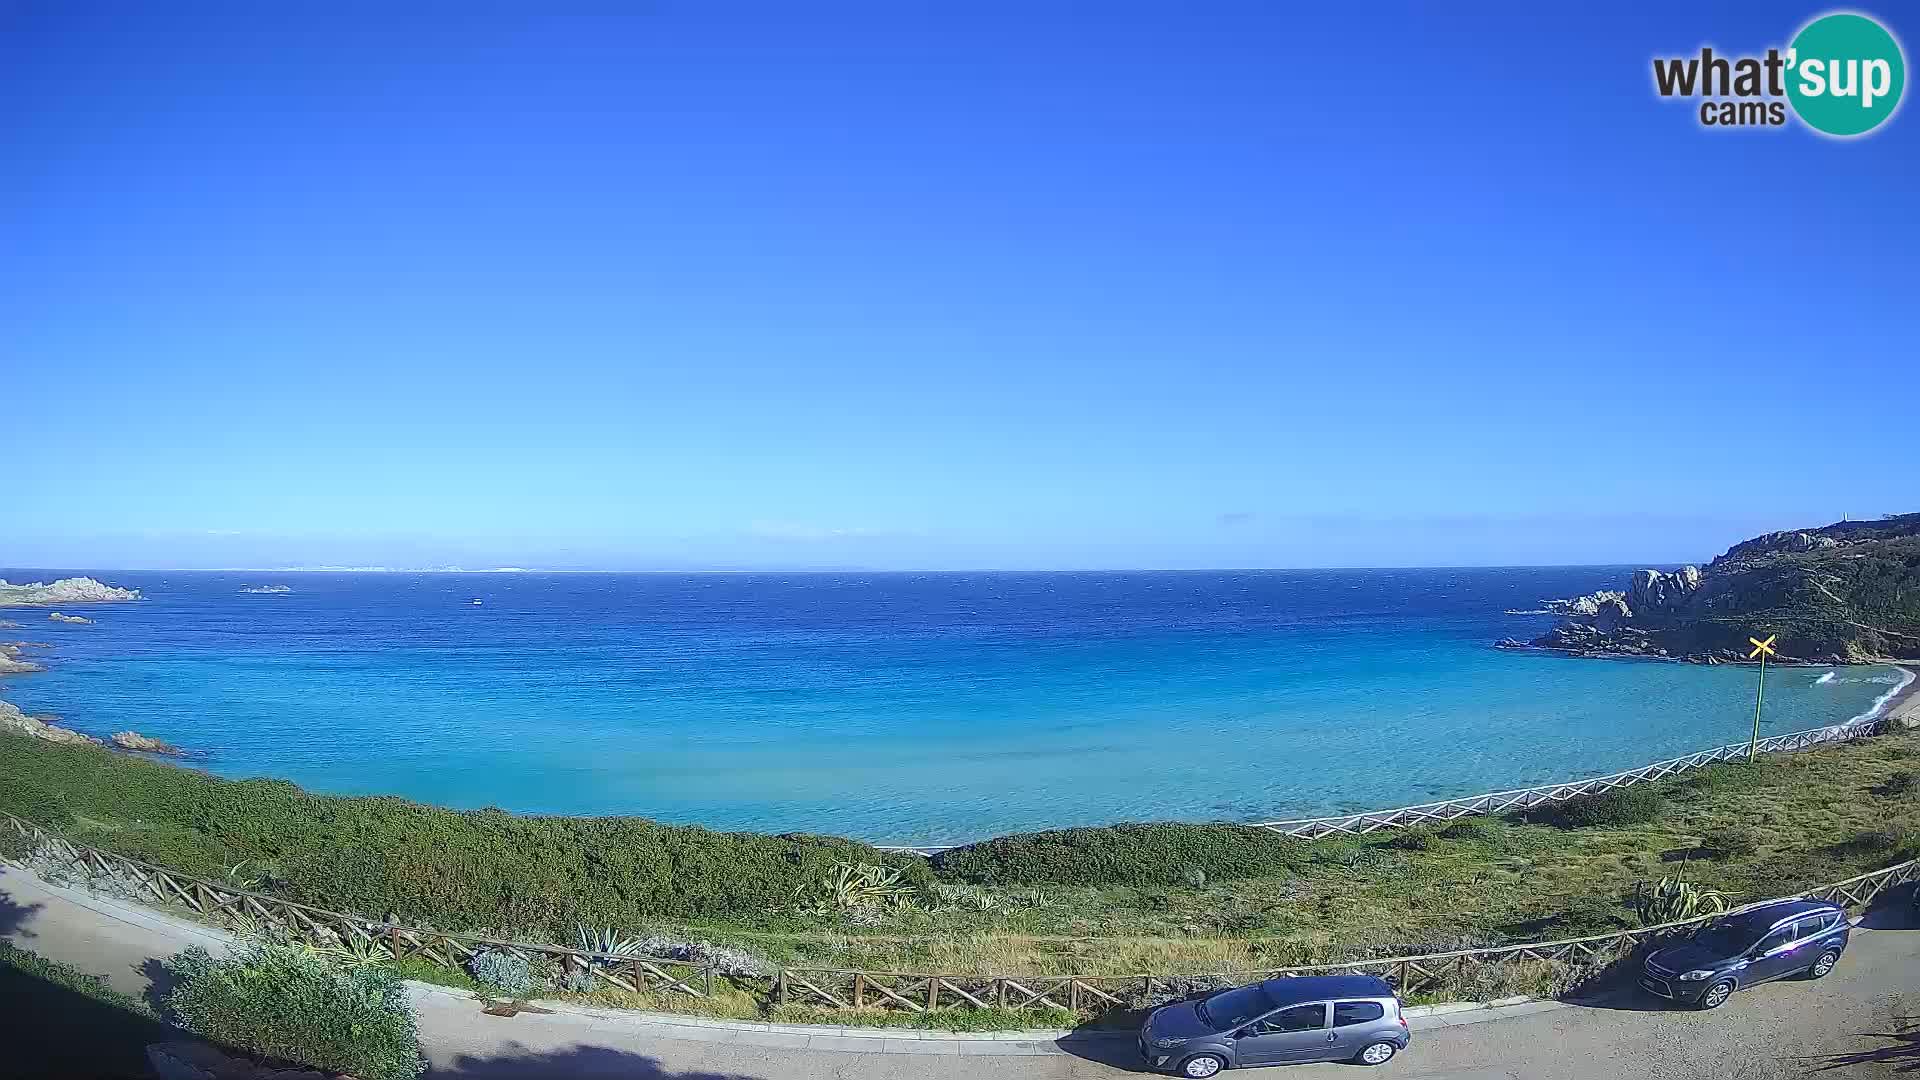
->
{"left": 1326, "top": 1033, "right": 1338, "bottom": 1043}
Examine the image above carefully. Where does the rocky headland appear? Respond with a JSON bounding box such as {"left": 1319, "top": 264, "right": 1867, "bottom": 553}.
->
{"left": 1499, "top": 513, "right": 1920, "bottom": 664}
{"left": 0, "top": 576, "right": 141, "bottom": 607}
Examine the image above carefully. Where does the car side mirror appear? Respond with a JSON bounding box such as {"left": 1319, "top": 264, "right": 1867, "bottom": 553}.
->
{"left": 1234, "top": 1028, "right": 1255, "bottom": 1040}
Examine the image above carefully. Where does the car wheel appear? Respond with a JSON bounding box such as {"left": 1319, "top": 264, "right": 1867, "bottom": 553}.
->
{"left": 1355, "top": 1041, "right": 1399, "bottom": 1066}
{"left": 1807, "top": 949, "right": 1840, "bottom": 979}
{"left": 1696, "top": 980, "right": 1735, "bottom": 1010}
{"left": 1179, "top": 1053, "right": 1228, "bottom": 1078}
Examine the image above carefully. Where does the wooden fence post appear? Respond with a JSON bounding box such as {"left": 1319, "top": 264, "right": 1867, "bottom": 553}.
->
{"left": 853, "top": 973, "right": 865, "bottom": 1009}
{"left": 777, "top": 969, "right": 788, "bottom": 1007}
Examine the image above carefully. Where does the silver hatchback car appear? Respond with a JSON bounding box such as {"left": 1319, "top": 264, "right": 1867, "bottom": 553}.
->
{"left": 1138, "top": 974, "right": 1411, "bottom": 1076}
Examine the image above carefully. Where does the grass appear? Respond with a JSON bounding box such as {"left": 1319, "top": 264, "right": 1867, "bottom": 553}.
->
{"left": 4, "top": 725, "right": 1918, "bottom": 1013}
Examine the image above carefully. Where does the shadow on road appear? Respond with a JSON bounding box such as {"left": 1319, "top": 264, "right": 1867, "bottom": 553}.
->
{"left": 0, "top": 951, "right": 187, "bottom": 1079}
{"left": 1801, "top": 1017, "right": 1920, "bottom": 1073}
{"left": 435, "top": 1044, "right": 768, "bottom": 1079}
{"left": 0, "top": 887, "right": 44, "bottom": 939}
{"left": 1055, "top": 1032, "right": 1152, "bottom": 1073}
{"left": 1857, "top": 885, "right": 1918, "bottom": 931}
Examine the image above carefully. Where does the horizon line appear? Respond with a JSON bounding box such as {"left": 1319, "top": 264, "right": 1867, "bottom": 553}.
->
{"left": 5, "top": 560, "right": 1702, "bottom": 575}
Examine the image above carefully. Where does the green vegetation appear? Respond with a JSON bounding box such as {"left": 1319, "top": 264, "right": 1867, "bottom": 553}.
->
{"left": 1699, "top": 823, "right": 1762, "bottom": 859}
{"left": 770, "top": 1004, "right": 1081, "bottom": 1031}
{"left": 164, "top": 940, "right": 425, "bottom": 1080}
{"left": 931, "top": 822, "right": 1308, "bottom": 887}
{"left": 0, "top": 731, "right": 928, "bottom": 937}
{"left": 1534, "top": 786, "right": 1665, "bottom": 828}
{"left": 3, "top": 724, "right": 1919, "bottom": 1000}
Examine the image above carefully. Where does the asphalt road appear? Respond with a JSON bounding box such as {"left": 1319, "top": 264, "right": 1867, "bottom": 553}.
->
{"left": 3, "top": 865, "right": 1915, "bottom": 1080}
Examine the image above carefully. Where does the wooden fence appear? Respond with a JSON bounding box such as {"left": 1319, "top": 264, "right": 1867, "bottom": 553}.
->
{"left": 5, "top": 809, "right": 1916, "bottom": 1016}
{"left": 880, "top": 712, "right": 1900, "bottom": 853}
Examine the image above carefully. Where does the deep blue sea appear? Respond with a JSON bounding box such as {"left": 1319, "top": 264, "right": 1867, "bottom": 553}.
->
{"left": 1, "top": 568, "right": 1907, "bottom": 845}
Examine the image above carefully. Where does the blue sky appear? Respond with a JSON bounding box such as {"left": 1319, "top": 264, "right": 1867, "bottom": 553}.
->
{"left": 2, "top": 2, "right": 1912, "bottom": 570}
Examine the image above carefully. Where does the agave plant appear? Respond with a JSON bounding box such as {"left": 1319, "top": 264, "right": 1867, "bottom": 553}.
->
{"left": 575, "top": 924, "right": 642, "bottom": 959}
{"left": 323, "top": 932, "right": 395, "bottom": 968}
{"left": 1632, "top": 876, "right": 1731, "bottom": 927}
{"left": 223, "top": 861, "right": 265, "bottom": 891}
{"left": 798, "top": 862, "right": 917, "bottom": 914}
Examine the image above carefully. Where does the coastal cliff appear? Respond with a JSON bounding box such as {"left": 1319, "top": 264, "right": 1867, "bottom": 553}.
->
{"left": 1502, "top": 513, "right": 1920, "bottom": 664}
{"left": 0, "top": 577, "right": 141, "bottom": 607}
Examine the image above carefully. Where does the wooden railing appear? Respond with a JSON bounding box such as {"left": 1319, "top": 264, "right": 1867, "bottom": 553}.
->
{"left": 5, "top": 809, "right": 1916, "bottom": 1017}
{"left": 879, "top": 711, "right": 1902, "bottom": 853}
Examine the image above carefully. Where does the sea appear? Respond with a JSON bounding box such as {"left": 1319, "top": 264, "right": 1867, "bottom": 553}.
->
{"left": 0, "top": 568, "right": 1908, "bottom": 846}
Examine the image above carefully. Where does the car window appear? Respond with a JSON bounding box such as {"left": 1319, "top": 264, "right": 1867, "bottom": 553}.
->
{"left": 1258, "top": 1003, "right": 1328, "bottom": 1033}
{"left": 1794, "top": 913, "right": 1837, "bottom": 938}
{"left": 1333, "top": 1001, "right": 1385, "bottom": 1027}
{"left": 1752, "top": 925, "right": 1793, "bottom": 954}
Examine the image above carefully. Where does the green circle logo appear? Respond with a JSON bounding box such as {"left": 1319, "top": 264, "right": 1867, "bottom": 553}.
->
{"left": 1786, "top": 12, "right": 1906, "bottom": 136}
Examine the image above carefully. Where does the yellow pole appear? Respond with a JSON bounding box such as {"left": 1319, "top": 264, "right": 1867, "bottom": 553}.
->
{"left": 1748, "top": 651, "right": 1767, "bottom": 762}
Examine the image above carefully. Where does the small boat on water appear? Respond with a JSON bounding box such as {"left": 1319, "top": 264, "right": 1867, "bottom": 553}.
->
{"left": 470, "top": 599, "right": 483, "bottom": 606}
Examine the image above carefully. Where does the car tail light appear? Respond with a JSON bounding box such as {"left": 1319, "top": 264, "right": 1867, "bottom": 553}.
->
{"left": 1398, "top": 1013, "right": 1409, "bottom": 1029}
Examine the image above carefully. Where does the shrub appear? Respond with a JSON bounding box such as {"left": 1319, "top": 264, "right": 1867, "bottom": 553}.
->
{"left": 466, "top": 948, "right": 539, "bottom": 1000}
{"left": 1182, "top": 865, "right": 1209, "bottom": 888}
{"left": 1385, "top": 827, "right": 1439, "bottom": 852}
{"left": 794, "top": 862, "right": 918, "bottom": 915}
{"left": 1881, "top": 771, "right": 1917, "bottom": 797}
{"left": 931, "top": 823, "right": 1306, "bottom": 887}
{"left": 1700, "top": 824, "right": 1762, "bottom": 859}
{"left": 163, "top": 941, "right": 424, "bottom": 1080}
{"left": 1437, "top": 816, "right": 1500, "bottom": 842}
{"left": 1539, "top": 787, "right": 1665, "bottom": 828}
{"left": 0, "top": 730, "right": 930, "bottom": 936}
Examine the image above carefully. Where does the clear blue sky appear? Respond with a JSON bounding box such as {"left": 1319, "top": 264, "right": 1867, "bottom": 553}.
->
{"left": 2, "top": 3, "right": 1912, "bottom": 570}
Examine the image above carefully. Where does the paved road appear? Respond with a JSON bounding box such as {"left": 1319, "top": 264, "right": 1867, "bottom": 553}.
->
{"left": 3, "top": 865, "right": 1915, "bottom": 1079}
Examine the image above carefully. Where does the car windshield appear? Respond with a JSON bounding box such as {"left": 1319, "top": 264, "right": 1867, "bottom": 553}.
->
{"left": 1690, "top": 915, "right": 1769, "bottom": 955}
{"left": 1197, "top": 985, "right": 1275, "bottom": 1031}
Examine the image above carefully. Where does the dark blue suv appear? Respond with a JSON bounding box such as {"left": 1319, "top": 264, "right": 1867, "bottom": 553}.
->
{"left": 1640, "top": 899, "right": 1849, "bottom": 1010}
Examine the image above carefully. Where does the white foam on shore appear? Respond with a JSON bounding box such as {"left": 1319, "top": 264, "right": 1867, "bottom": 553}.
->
{"left": 1849, "top": 664, "right": 1917, "bottom": 725}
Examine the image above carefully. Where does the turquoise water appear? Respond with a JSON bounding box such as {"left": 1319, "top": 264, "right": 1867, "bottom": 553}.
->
{"left": 0, "top": 568, "right": 1905, "bottom": 844}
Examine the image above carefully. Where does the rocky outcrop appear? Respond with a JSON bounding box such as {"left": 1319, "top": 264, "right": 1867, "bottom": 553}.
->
{"left": 47, "top": 612, "right": 94, "bottom": 624}
{"left": 0, "top": 620, "right": 20, "bottom": 629}
{"left": 240, "top": 584, "right": 292, "bottom": 594}
{"left": 1505, "top": 514, "right": 1920, "bottom": 664}
{"left": 0, "top": 644, "right": 45, "bottom": 674}
{"left": 0, "top": 577, "right": 141, "bottom": 607}
{"left": 111, "top": 730, "right": 187, "bottom": 755}
{"left": 1714, "top": 530, "right": 1840, "bottom": 565}
{"left": 0, "top": 700, "right": 101, "bottom": 746}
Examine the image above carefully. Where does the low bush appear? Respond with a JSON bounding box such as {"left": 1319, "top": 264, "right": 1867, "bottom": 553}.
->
{"left": 466, "top": 948, "right": 541, "bottom": 1000}
{"left": 930, "top": 823, "right": 1307, "bottom": 887}
{"left": 1676, "top": 763, "right": 1767, "bottom": 798}
{"left": 1536, "top": 787, "right": 1665, "bottom": 829}
{"left": 0, "top": 732, "right": 930, "bottom": 937}
{"left": 1700, "top": 824, "right": 1762, "bottom": 859}
{"left": 163, "top": 941, "right": 424, "bottom": 1080}
{"left": 1437, "top": 816, "right": 1500, "bottom": 842}
{"left": 1385, "top": 827, "right": 1440, "bottom": 852}
{"left": 1881, "top": 771, "right": 1917, "bottom": 797}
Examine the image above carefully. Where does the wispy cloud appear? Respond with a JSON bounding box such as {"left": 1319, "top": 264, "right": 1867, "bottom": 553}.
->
{"left": 746, "top": 521, "right": 907, "bottom": 542}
